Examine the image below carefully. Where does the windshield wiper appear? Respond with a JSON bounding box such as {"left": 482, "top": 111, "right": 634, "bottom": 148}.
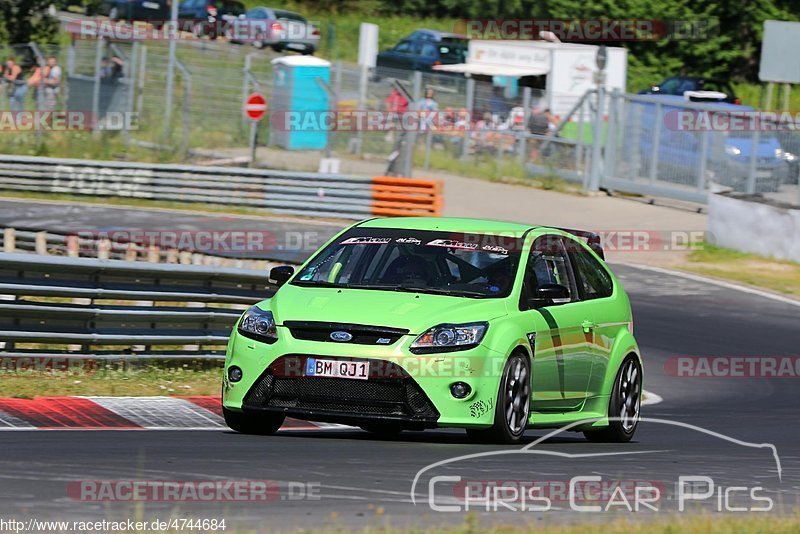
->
{"left": 395, "top": 286, "right": 490, "bottom": 298}
{"left": 291, "top": 280, "right": 341, "bottom": 287}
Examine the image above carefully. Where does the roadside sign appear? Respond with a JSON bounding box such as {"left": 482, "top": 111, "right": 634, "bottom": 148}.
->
{"left": 245, "top": 93, "right": 268, "bottom": 121}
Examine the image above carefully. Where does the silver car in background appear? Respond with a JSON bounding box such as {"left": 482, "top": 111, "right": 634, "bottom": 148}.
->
{"left": 231, "top": 7, "right": 320, "bottom": 54}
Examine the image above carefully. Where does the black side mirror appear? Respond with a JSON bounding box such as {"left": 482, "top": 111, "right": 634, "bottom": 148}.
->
{"left": 269, "top": 265, "right": 294, "bottom": 287}
{"left": 527, "top": 283, "right": 570, "bottom": 308}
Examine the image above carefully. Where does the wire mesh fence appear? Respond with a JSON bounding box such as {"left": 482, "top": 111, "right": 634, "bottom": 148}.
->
{"left": 2, "top": 38, "right": 798, "bottom": 205}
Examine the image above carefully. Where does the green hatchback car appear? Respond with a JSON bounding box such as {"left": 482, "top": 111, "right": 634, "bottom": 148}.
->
{"left": 223, "top": 217, "right": 642, "bottom": 443}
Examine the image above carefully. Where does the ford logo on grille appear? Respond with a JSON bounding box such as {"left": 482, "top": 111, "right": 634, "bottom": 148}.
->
{"left": 330, "top": 331, "right": 353, "bottom": 342}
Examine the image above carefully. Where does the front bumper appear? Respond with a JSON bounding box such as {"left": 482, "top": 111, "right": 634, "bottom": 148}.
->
{"left": 223, "top": 328, "right": 507, "bottom": 428}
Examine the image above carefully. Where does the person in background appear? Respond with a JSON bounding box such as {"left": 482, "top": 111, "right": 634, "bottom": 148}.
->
{"left": 384, "top": 87, "right": 409, "bottom": 142}
{"left": 100, "top": 55, "right": 124, "bottom": 81}
{"left": 488, "top": 88, "right": 509, "bottom": 123}
{"left": 43, "top": 56, "right": 61, "bottom": 110}
{"left": 416, "top": 88, "right": 438, "bottom": 135}
{"left": 26, "top": 59, "right": 44, "bottom": 105}
{"left": 3, "top": 57, "right": 26, "bottom": 112}
{"left": 527, "top": 106, "right": 549, "bottom": 162}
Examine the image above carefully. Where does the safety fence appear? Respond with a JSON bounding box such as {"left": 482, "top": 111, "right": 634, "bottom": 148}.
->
{"left": 0, "top": 155, "right": 442, "bottom": 218}
{"left": 0, "top": 253, "right": 278, "bottom": 360}
{"left": 0, "top": 226, "right": 282, "bottom": 269}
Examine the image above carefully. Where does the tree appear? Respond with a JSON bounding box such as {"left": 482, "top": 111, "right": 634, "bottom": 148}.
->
{"left": 0, "top": 0, "right": 60, "bottom": 45}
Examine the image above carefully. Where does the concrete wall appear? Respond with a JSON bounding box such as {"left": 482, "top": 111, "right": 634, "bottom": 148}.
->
{"left": 708, "top": 193, "right": 800, "bottom": 262}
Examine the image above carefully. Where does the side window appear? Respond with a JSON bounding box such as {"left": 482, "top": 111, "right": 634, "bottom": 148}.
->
{"left": 566, "top": 239, "right": 613, "bottom": 300}
{"left": 394, "top": 41, "right": 414, "bottom": 54}
{"left": 420, "top": 43, "right": 438, "bottom": 58}
{"left": 521, "top": 235, "right": 576, "bottom": 308}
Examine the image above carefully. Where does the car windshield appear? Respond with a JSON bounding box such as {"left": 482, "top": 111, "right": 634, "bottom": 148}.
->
{"left": 292, "top": 228, "right": 524, "bottom": 298}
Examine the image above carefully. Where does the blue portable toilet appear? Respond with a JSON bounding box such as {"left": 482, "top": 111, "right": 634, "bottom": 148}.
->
{"left": 269, "top": 56, "right": 331, "bottom": 151}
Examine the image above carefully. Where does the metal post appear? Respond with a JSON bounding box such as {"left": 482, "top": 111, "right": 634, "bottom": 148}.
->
{"left": 765, "top": 82, "right": 774, "bottom": 110}
{"left": 517, "top": 86, "right": 531, "bottom": 165}
{"left": 604, "top": 89, "right": 619, "bottom": 180}
{"left": 782, "top": 83, "right": 791, "bottom": 112}
{"left": 67, "top": 39, "right": 76, "bottom": 77}
{"left": 746, "top": 128, "right": 761, "bottom": 194}
{"left": 136, "top": 45, "right": 147, "bottom": 116}
{"left": 91, "top": 38, "right": 104, "bottom": 136}
{"left": 649, "top": 102, "right": 662, "bottom": 183}
{"left": 587, "top": 84, "right": 605, "bottom": 191}
{"left": 242, "top": 53, "right": 252, "bottom": 121}
{"left": 124, "top": 41, "right": 139, "bottom": 143}
{"left": 576, "top": 98, "right": 585, "bottom": 170}
{"left": 461, "top": 77, "right": 475, "bottom": 160}
{"left": 696, "top": 129, "right": 709, "bottom": 191}
{"left": 400, "top": 71, "right": 422, "bottom": 177}
{"left": 249, "top": 121, "right": 258, "bottom": 166}
{"left": 353, "top": 63, "right": 369, "bottom": 155}
{"left": 163, "top": 0, "right": 179, "bottom": 141}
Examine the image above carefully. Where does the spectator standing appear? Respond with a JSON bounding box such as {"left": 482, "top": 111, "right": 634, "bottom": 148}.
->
{"left": 527, "top": 106, "right": 549, "bottom": 161}
{"left": 3, "top": 57, "right": 26, "bottom": 112}
{"left": 43, "top": 56, "right": 61, "bottom": 110}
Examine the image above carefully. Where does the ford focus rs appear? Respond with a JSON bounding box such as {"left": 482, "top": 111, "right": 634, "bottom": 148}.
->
{"left": 223, "top": 217, "right": 643, "bottom": 443}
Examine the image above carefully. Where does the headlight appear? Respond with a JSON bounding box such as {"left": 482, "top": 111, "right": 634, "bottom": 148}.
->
{"left": 237, "top": 306, "right": 278, "bottom": 343}
{"left": 775, "top": 148, "right": 785, "bottom": 158}
{"left": 784, "top": 151, "right": 797, "bottom": 162}
{"left": 410, "top": 322, "right": 488, "bottom": 353}
{"left": 724, "top": 145, "right": 741, "bottom": 156}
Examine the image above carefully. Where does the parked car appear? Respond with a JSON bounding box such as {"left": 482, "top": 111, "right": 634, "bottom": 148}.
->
{"left": 222, "top": 218, "right": 643, "bottom": 444}
{"left": 375, "top": 29, "right": 468, "bottom": 78}
{"left": 99, "top": 0, "right": 169, "bottom": 25}
{"left": 230, "top": 7, "right": 319, "bottom": 54}
{"left": 640, "top": 76, "right": 740, "bottom": 104}
{"left": 177, "top": 0, "right": 245, "bottom": 39}
{"left": 630, "top": 94, "right": 788, "bottom": 192}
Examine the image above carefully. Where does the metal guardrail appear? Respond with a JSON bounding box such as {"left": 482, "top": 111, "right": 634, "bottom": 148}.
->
{"left": 0, "top": 253, "right": 278, "bottom": 360}
{"left": 0, "top": 155, "right": 442, "bottom": 219}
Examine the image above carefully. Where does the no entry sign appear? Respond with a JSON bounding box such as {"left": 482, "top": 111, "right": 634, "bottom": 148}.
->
{"left": 245, "top": 93, "right": 267, "bottom": 121}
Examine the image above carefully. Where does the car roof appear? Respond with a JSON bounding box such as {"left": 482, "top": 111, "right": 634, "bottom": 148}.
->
{"left": 406, "top": 29, "right": 468, "bottom": 41}
{"left": 643, "top": 94, "right": 751, "bottom": 111}
{"left": 359, "top": 217, "right": 548, "bottom": 235}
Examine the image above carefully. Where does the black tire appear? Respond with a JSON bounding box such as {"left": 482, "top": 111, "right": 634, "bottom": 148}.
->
{"left": 360, "top": 424, "right": 403, "bottom": 439}
{"left": 466, "top": 352, "right": 530, "bottom": 444}
{"left": 583, "top": 355, "right": 641, "bottom": 443}
{"left": 271, "top": 44, "right": 284, "bottom": 52}
{"left": 223, "top": 408, "right": 285, "bottom": 435}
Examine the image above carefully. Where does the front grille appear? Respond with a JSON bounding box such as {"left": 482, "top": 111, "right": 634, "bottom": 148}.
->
{"left": 283, "top": 321, "right": 409, "bottom": 346}
{"left": 243, "top": 355, "right": 439, "bottom": 423}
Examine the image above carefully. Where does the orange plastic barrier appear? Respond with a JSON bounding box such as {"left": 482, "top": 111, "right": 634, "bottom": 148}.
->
{"left": 371, "top": 177, "right": 443, "bottom": 217}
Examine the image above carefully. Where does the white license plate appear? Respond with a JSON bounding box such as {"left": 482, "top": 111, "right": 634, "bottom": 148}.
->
{"left": 142, "top": 1, "right": 159, "bottom": 9}
{"left": 305, "top": 358, "right": 368, "bottom": 380}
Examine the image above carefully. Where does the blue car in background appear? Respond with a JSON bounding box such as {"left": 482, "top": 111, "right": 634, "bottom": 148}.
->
{"left": 629, "top": 94, "right": 788, "bottom": 193}
{"left": 375, "top": 29, "right": 468, "bottom": 79}
{"left": 99, "top": 0, "right": 170, "bottom": 25}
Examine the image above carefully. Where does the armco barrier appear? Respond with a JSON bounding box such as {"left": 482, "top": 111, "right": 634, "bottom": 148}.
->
{"left": 0, "top": 253, "right": 278, "bottom": 360}
{"left": 371, "top": 177, "right": 442, "bottom": 217}
{"left": 0, "top": 155, "right": 442, "bottom": 219}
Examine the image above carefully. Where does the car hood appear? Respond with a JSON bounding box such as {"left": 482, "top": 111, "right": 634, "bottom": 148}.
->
{"left": 266, "top": 284, "right": 510, "bottom": 334}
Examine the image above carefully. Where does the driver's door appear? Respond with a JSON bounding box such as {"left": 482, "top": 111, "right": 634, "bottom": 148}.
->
{"left": 523, "top": 235, "right": 595, "bottom": 411}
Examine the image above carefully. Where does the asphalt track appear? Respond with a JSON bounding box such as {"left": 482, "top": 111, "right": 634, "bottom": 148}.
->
{"left": 0, "top": 200, "right": 799, "bottom": 529}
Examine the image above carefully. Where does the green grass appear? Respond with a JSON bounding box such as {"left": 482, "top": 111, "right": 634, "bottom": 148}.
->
{"left": 0, "top": 361, "right": 223, "bottom": 398}
{"left": 684, "top": 243, "right": 800, "bottom": 298}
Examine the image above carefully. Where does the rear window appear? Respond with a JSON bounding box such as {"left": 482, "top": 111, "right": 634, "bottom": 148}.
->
{"left": 273, "top": 10, "right": 306, "bottom": 22}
